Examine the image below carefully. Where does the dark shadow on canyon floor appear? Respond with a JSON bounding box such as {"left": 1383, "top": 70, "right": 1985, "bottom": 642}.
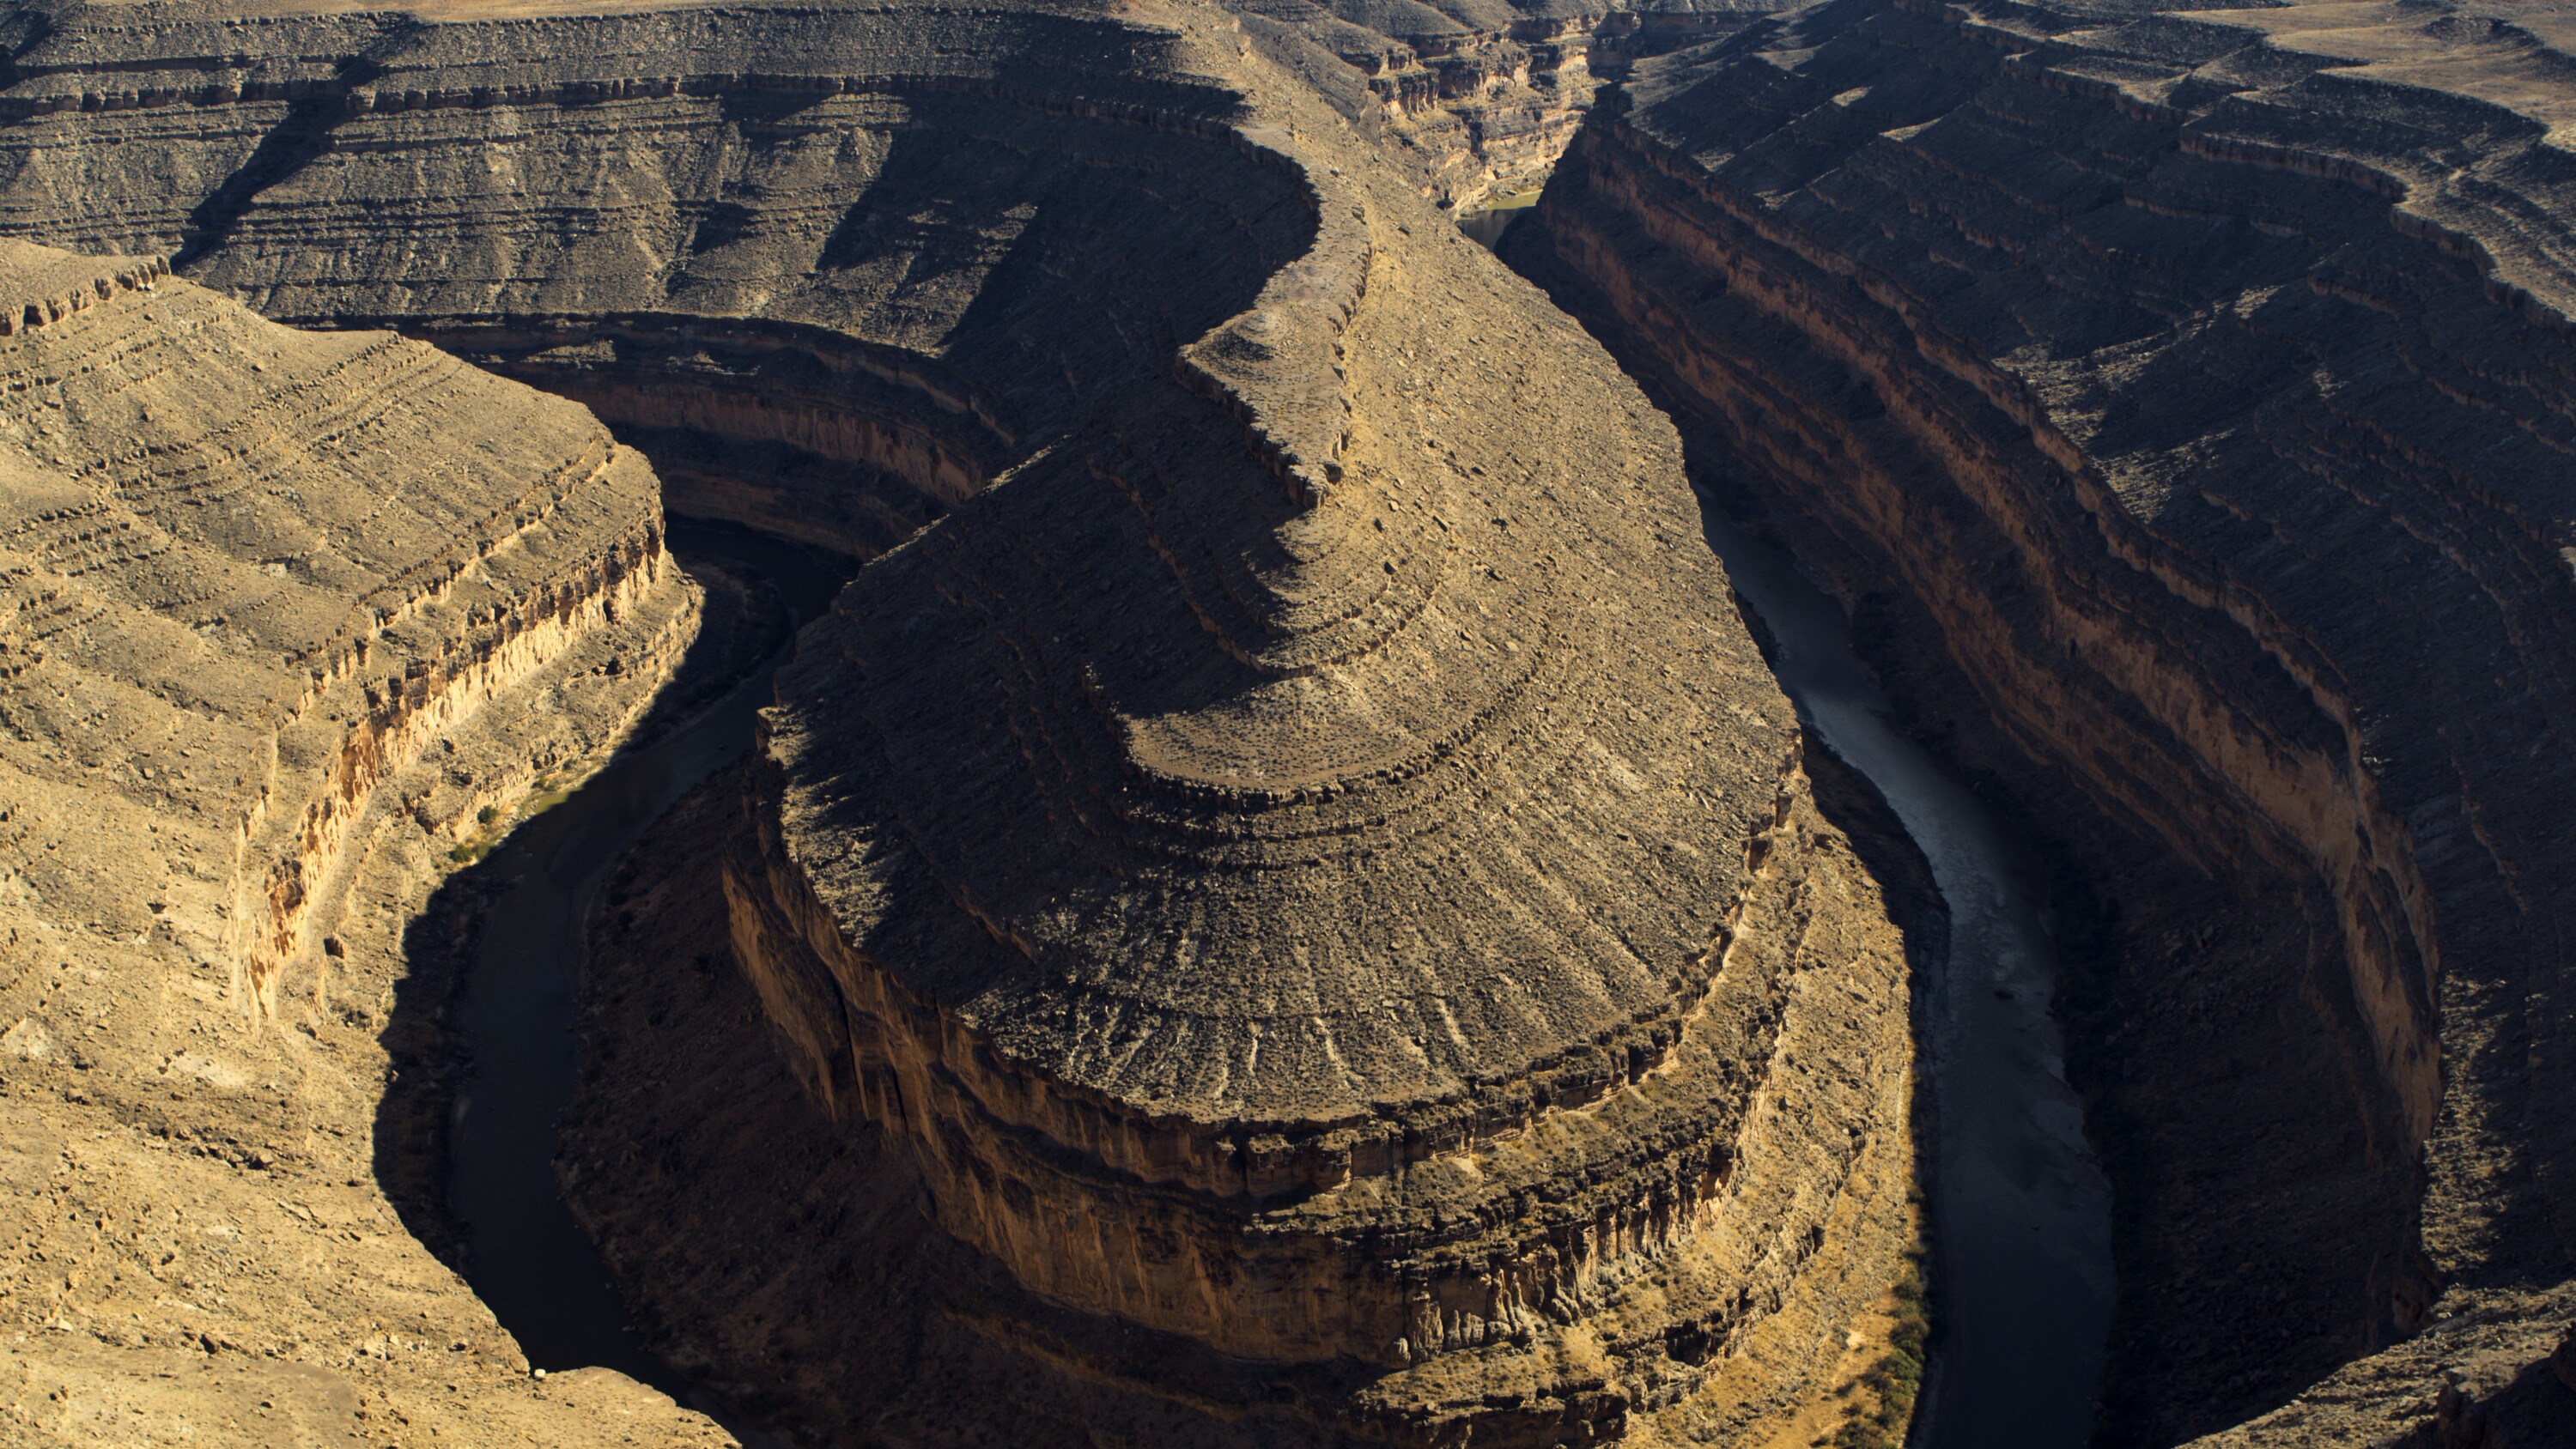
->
{"left": 550, "top": 766, "right": 1443, "bottom": 1447}
{"left": 371, "top": 518, "right": 854, "bottom": 1396}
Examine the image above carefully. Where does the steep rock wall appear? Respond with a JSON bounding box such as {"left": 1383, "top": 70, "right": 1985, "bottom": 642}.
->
{"left": 1513, "top": 0, "right": 2576, "bottom": 1438}
{"left": 0, "top": 239, "right": 671, "bottom": 1011}
{"left": 0, "top": 238, "right": 723, "bottom": 1446}
{"left": 0, "top": 0, "right": 1312, "bottom": 558}
{"left": 1224, "top": 0, "right": 1778, "bottom": 211}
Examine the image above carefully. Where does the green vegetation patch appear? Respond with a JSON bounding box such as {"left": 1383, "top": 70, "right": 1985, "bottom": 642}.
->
{"left": 1835, "top": 1256, "right": 1929, "bottom": 1449}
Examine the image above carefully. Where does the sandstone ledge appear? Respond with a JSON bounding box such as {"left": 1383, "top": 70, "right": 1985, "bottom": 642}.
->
{"left": 0, "top": 237, "right": 724, "bottom": 1445}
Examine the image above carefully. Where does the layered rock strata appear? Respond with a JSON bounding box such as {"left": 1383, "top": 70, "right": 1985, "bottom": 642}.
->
{"left": 1224, "top": 0, "right": 1776, "bottom": 211}
{"left": 0, "top": 0, "right": 1309, "bottom": 556}
{"left": 579, "top": 750, "right": 1932, "bottom": 1446}
{"left": 568, "top": 730, "right": 1887, "bottom": 1449}
{"left": 1510, "top": 0, "right": 2576, "bottom": 1438}
{"left": 0, "top": 236, "right": 672, "bottom": 1022}
{"left": 0, "top": 0, "right": 1935, "bottom": 1443}
{"left": 0, "top": 239, "right": 718, "bottom": 1443}
{"left": 1230, "top": 0, "right": 1614, "bottom": 208}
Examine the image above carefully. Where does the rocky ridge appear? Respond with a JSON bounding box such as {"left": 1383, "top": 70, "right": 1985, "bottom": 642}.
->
{"left": 0, "top": 0, "right": 1929, "bottom": 1445}
{"left": 1509, "top": 0, "right": 2576, "bottom": 1440}
{"left": 1229, "top": 0, "right": 1616, "bottom": 209}
{"left": 0, "top": 238, "right": 718, "bottom": 1443}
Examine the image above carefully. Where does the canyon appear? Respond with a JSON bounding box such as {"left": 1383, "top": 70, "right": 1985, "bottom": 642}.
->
{"left": 0, "top": 236, "right": 721, "bottom": 1443}
{"left": 1508, "top": 1, "right": 2576, "bottom": 1443}
{"left": 0, "top": 0, "right": 2573, "bottom": 1446}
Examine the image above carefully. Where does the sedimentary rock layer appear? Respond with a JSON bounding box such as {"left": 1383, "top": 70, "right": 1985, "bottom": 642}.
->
{"left": 1512, "top": 0, "right": 2576, "bottom": 1438}
{"left": 0, "top": 0, "right": 1310, "bottom": 555}
{"left": 0, "top": 239, "right": 717, "bottom": 1443}
{"left": 0, "top": 0, "right": 1929, "bottom": 1443}
{"left": 1231, "top": 0, "right": 1778, "bottom": 211}
{"left": 0, "top": 237, "right": 670, "bottom": 1013}
{"left": 586, "top": 754, "right": 1931, "bottom": 1446}
{"left": 1230, "top": 0, "right": 1612, "bottom": 209}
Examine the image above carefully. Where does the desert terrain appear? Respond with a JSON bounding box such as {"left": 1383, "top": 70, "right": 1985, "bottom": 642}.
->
{"left": 0, "top": 1, "right": 2570, "bottom": 1446}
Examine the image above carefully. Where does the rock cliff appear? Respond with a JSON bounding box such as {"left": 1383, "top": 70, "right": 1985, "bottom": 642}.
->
{"left": 0, "top": 239, "right": 717, "bottom": 1443}
{"left": 0, "top": 1, "right": 1929, "bottom": 1445}
{"left": 1230, "top": 0, "right": 1614, "bottom": 209}
{"left": 1509, "top": 0, "right": 2576, "bottom": 1439}
{"left": 1228, "top": 0, "right": 1778, "bottom": 211}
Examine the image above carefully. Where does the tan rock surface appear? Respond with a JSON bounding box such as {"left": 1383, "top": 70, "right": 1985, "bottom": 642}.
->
{"left": 0, "top": 239, "right": 722, "bottom": 1445}
{"left": 0, "top": 1, "right": 1933, "bottom": 1444}
{"left": 576, "top": 749, "right": 1927, "bottom": 1446}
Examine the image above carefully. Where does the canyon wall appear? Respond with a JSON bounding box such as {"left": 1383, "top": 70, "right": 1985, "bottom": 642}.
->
{"left": 0, "top": 239, "right": 721, "bottom": 1443}
{"left": 0, "top": 1, "right": 1937, "bottom": 1444}
{"left": 1229, "top": 0, "right": 1777, "bottom": 210}
{"left": 0, "top": 237, "right": 675, "bottom": 1025}
{"left": 1230, "top": 0, "right": 1616, "bottom": 209}
{"left": 0, "top": 0, "right": 1303, "bottom": 558}
{"left": 1511, "top": 0, "right": 2576, "bottom": 1439}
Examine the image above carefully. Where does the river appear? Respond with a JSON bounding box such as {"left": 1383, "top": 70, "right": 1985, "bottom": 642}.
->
{"left": 443, "top": 518, "right": 848, "bottom": 1410}
{"left": 1459, "top": 200, "right": 2116, "bottom": 1444}
{"left": 1693, "top": 506, "right": 2115, "bottom": 1447}
{"left": 1456, "top": 203, "right": 1531, "bottom": 252}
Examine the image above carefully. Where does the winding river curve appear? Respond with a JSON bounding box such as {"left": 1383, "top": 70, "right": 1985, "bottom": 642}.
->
{"left": 1461, "top": 205, "right": 2116, "bottom": 1442}
{"left": 444, "top": 520, "right": 848, "bottom": 1411}
{"left": 442, "top": 317, "right": 2111, "bottom": 1446}
{"left": 1696, "top": 504, "right": 2116, "bottom": 1447}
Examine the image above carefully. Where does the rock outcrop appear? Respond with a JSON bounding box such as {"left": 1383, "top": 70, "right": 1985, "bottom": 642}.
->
{"left": 1509, "top": 0, "right": 2576, "bottom": 1439}
{"left": 1231, "top": 0, "right": 1615, "bottom": 209}
{"left": 1228, "top": 0, "right": 1777, "bottom": 211}
{"left": 576, "top": 744, "right": 1934, "bottom": 1447}
{"left": 0, "top": 1, "right": 1929, "bottom": 1445}
{"left": 0, "top": 239, "right": 717, "bottom": 1443}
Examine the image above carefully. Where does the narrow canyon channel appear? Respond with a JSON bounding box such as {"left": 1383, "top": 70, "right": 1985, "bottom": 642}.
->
{"left": 442, "top": 276, "right": 2111, "bottom": 1446}
{"left": 1465, "top": 207, "right": 2117, "bottom": 1440}
{"left": 444, "top": 518, "right": 849, "bottom": 1403}
{"left": 1696, "top": 504, "right": 2117, "bottom": 1447}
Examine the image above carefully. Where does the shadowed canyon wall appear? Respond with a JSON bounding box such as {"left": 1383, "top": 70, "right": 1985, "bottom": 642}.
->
{"left": 1509, "top": 0, "right": 2576, "bottom": 1440}
{"left": 25, "top": 0, "right": 2576, "bottom": 1443}
{"left": 0, "top": 0, "right": 1316, "bottom": 556}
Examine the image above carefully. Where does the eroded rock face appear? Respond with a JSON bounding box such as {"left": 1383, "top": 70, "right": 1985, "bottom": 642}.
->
{"left": 0, "top": 1, "right": 1927, "bottom": 1445}
{"left": 0, "top": 239, "right": 719, "bottom": 1444}
{"left": 734, "top": 185, "right": 1902, "bottom": 1384}
{"left": 1232, "top": 0, "right": 1778, "bottom": 210}
{"left": 1510, "top": 0, "right": 2576, "bottom": 1439}
{"left": 1232, "top": 0, "right": 1613, "bottom": 209}
{"left": 0, "top": 237, "right": 670, "bottom": 1017}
